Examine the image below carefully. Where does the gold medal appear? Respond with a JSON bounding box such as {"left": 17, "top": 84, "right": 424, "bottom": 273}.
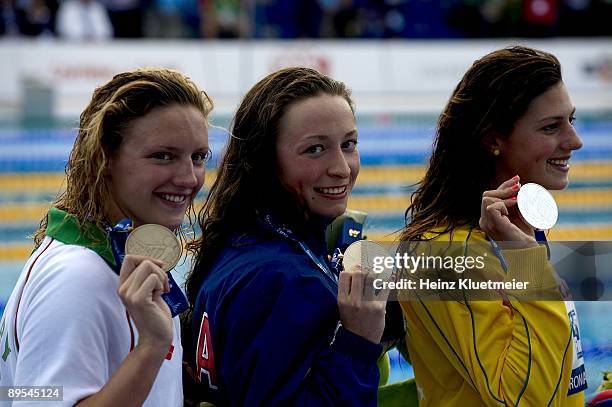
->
{"left": 125, "top": 224, "right": 181, "bottom": 272}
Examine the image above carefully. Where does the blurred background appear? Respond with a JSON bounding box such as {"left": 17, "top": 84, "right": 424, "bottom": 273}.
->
{"left": 1, "top": 0, "right": 611, "bottom": 401}
{"left": 2, "top": 0, "right": 612, "bottom": 39}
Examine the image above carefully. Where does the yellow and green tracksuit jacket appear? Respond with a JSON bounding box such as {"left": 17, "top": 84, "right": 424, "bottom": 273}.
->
{"left": 398, "top": 227, "right": 585, "bottom": 406}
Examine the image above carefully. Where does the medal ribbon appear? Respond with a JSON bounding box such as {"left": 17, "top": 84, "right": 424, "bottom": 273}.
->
{"left": 108, "top": 219, "right": 189, "bottom": 317}
{"left": 487, "top": 229, "right": 549, "bottom": 273}
{"left": 259, "top": 213, "right": 338, "bottom": 284}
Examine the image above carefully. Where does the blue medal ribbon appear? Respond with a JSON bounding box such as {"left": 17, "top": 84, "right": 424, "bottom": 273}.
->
{"left": 161, "top": 275, "right": 189, "bottom": 317}
{"left": 330, "top": 248, "right": 343, "bottom": 274}
{"left": 107, "top": 219, "right": 189, "bottom": 317}
{"left": 107, "top": 219, "right": 132, "bottom": 273}
{"left": 259, "top": 213, "right": 338, "bottom": 284}
{"left": 488, "top": 229, "right": 550, "bottom": 273}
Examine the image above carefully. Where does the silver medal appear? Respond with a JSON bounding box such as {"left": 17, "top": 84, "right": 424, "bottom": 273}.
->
{"left": 125, "top": 224, "right": 182, "bottom": 272}
{"left": 517, "top": 183, "right": 559, "bottom": 230}
{"left": 342, "top": 240, "right": 393, "bottom": 280}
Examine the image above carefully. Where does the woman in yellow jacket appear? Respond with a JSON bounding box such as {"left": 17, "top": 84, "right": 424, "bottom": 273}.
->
{"left": 398, "top": 45, "right": 586, "bottom": 406}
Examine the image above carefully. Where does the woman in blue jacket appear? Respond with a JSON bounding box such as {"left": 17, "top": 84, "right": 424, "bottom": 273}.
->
{"left": 183, "top": 67, "right": 388, "bottom": 406}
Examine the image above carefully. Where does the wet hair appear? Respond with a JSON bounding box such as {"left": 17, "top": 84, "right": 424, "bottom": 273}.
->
{"left": 401, "top": 45, "right": 562, "bottom": 242}
{"left": 33, "top": 68, "right": 213, "bottom": 246}
{"left": 184, "top": 67, "right": 353, "bottom": 306}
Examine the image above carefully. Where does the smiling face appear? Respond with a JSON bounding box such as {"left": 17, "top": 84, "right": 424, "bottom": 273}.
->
{"left": 106, "top": 104, "right": 209, "bottom": 230}
{"left": 494, "top": 82, "right": 583, "bottom": 190}
{"left": 275, "top": 94, "right": 359, "bottom": 220}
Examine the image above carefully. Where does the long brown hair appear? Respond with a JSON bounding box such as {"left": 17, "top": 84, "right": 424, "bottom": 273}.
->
{"left": 401, "top": 45, "right": 562, "bottom": 242}
{"left": 33, "top": 68, "right": 213, "bottom": 246}
{"left": 184, "top": 67, "right": 353, "bottom": 307}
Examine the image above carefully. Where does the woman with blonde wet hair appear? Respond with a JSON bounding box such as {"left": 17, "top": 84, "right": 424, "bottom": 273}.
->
{"left": 0, "top": 68, "right": 213, "bottom": 406}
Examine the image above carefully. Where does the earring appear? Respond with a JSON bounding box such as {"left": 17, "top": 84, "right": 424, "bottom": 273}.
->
{"left": 492, "top": 148, "right": 500, "bottom": 156}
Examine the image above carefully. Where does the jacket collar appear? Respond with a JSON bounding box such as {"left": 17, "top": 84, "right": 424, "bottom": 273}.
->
{"left": 46, "top": 207, "right": 115, "bottom": 267}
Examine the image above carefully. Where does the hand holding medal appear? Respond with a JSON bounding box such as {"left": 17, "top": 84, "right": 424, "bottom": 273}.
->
{"left": 342, "top": 240, "right": 405, "bottom": 349}
{"left": 118, "top": 254, "right": 173, "bottom": 350}
{"left": 124, "top": 224, "right": 189, "bottom": 318}
{"left": 117, "top": 223, "right": 188, "bottom": 352}
{"left": 481, "top": 175, "right": 557, "bottom": 246}
{"left": 337, "top": 240, "right": 393, "bottom": 344}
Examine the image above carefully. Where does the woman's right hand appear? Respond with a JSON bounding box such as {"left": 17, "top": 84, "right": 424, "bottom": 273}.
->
{"left": 118, "top": 255, "right": 173, "bottom": 353}
{"left": 337, "top": 265, "right": 390, "bottom": 344}
{"left": 479, "top": 175, "right": 538, "bottom": 248}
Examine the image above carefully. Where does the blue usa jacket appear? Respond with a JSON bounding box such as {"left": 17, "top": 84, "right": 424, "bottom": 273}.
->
{"left": 189, "top": 221, "right": 382, "bottom": 406}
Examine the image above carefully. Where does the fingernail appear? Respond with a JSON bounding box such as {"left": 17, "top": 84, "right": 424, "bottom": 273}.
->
{"left": 512, "top": 184, "right": 520, "bottom": 191}
{"left": 513, "top": 175, "right": 520, "bottom": 180}
{"left": 511, "top": 196, "right": 517, "bottom": 200}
